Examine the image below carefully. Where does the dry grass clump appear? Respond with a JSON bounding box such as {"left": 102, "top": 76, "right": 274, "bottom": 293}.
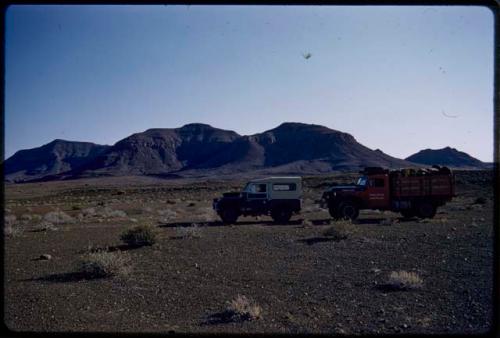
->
{"left": 226, "top": 295, "right": 262, "bottom": 321}
{"left": 176, "top": 224, "right": 202, "bottom": 239}
{"left": 323, "top": 220, "right": 354, "bottom": 240}
{"left": 386, "top": 271, "right": 423, "bottom": 290}
{"left": 78, "top": 250, "right": 131, "bottom": 278}
{"left": 120, "top": 224, "right": 157, "bottom": 246}
{"left": 43, "top": 210, "right": 74, "bottom": 224}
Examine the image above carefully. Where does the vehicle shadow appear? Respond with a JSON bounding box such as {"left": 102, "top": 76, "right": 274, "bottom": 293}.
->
{"left": 21, "top": 271, "right": 104, "bottom": 283}
{"left": 158, "top": 219, "right": 306, "bottom": 228}
{"left": 297, "top": 237, "right": 337, "bottom": 245}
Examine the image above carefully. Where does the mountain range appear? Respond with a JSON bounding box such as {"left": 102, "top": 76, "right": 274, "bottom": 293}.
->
{"left": 3, "top": 122, "right": 490, "bottom": 183}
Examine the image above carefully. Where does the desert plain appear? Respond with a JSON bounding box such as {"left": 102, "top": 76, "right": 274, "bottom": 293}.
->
{"left": 3, "top": 170, "right": 495, "bottom": 334}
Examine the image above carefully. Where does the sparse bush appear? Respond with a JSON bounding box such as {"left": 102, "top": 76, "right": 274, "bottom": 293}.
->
{"left": 120, "top": 224, "right": 157, "bottom": 246}
{"left": 43, "top": 211, "right": 74, "bottom": 224}
{"left": 226, "top": 295, "right": 262, "bottom": 321}
{"left": 323, "top": 220, "right": 354, "bottom": 240}
{"left": 78, "top": 251, "right": 131, "bottom": 278}
{"left": 187, "top": 202, "right": 196, "bottom": 207}
{"left": 33, "top": 221, "right": 58, "bottom": 232}
{"left": 72, "top": 205, "right": 81, "bottom": 210}
{"left": 176, "top": 224, "right": 202, "bottom": 239}
{"left": 473, "top": 197, "right": 487, "bottom": 205}
{"left": 386, "top": 271, "right": 423, "bottom": 290}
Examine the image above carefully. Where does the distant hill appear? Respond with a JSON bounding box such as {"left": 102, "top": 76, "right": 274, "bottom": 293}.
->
{"left": 4, "top": 122, "right": 445, "bottom": 182}
{"left": 4, "top": 140, "right": 110, "bottom": 182}
{"left": 405, "top": 147, "right": 490, "bottom": 169}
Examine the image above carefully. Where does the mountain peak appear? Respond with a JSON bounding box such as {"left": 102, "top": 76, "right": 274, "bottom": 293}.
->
{"left": 405, "top": 147, "right": 486, "bottom": 168}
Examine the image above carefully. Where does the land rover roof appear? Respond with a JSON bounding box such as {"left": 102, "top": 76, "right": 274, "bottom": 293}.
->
{"left": 249, "top": 177, "right": 302, "bottom": 184}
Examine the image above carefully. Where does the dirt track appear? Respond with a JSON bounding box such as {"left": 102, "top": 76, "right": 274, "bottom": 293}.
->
{"left": 3, "top": 170, "right": 495, "bottom": 334}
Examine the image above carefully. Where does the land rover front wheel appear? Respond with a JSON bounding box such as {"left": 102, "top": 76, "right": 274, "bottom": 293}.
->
{"left": 271, "top": 208, "right": 292, "bottom": 223}
{"left": 220, "top": 209, "right": 239, "bottom": 224}
{"left": 338, "top": 201, "right": 359, "bottom": 221}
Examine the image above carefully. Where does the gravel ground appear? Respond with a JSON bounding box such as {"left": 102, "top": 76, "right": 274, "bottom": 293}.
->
{"left": 3, "top": 170, "right": 495, "bottom": 334}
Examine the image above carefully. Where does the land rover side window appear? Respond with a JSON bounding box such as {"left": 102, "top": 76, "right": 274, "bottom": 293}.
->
{"left": 369, "top": 178, "right": 385, "bottom": 187}
{"left": 247, "top": 183, "right": 266, "bottom": 193}
{"left": 272, "top": 183, "right": 296, "bottom": 191}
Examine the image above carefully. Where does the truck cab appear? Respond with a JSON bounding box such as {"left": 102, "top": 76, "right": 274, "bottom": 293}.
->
{"left": 213, "top": 177, "right": 302, "bottom": 224}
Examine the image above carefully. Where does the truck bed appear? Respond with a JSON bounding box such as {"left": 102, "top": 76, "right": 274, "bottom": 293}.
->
{"left": 390, "top": 173, "right": 455, "bottom": 198}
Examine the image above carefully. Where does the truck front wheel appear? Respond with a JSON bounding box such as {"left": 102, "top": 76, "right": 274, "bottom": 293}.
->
{"left": 271, "top": 208, "right": 292, "bottom": 223}
{"left": 338, "top": 201, "right": 359, "bottom": 221}
{"left": 416, "top": 202, "right": 436, "bottom": 219}
{"left": 219, "top": 209, "right": 239, "bottom": 224}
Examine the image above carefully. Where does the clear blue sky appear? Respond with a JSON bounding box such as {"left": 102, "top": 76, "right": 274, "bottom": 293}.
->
{"left": 5, "top": 5, "right": 494, "bottom": 161}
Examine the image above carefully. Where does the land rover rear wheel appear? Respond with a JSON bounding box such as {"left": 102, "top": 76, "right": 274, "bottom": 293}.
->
{"left": 220, "top": 209, "right": 239, "bottom": 224}
{"left": 338, "top": 201, "right": 359, "bottom": 221}
{"left": 271, "top": 208, "right": 292, "bottom": 223}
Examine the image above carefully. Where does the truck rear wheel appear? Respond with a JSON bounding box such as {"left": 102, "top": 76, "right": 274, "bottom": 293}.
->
{"left": 338, "top": 201, "right": 359, "bottom": 221}
{"left": 271, "top": 208, "right": 292, "bottom": 223}
{"left": 416, "top": 202, "right": 436, "bottom": 219}
{"left": 220, "top": 209, "right": 239, "bottom": 224}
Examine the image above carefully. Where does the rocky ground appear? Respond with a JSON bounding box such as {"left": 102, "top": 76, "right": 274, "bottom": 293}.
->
{"left": 3, "top": 170, "right": 495, "bottom": 334}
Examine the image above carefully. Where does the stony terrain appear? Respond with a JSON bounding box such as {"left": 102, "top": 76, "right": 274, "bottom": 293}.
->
{"left": 3, "top": 170, "right": 494, "bottom": 334}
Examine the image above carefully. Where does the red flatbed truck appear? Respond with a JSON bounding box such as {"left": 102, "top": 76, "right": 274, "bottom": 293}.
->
{"left": 321, "top": 166, "right": 456, "bottom": 220}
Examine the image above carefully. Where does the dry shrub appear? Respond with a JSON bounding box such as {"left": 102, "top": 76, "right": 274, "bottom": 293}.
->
{"left": 176, "top": 224, "right": 202, "bottom": 239}
{"left": 4, "top": 224, "right": 23, "bottom": 237}
{"left": 43, "top": 211, "right": 74, "bottom": 224}
{"left": 387, "top": 271, "right": 423, "bottom": 290}
{"left": 20, "top": 214, "right": 33, "bottom": 222}
{"left": 100, "top": 207, "right": 127, "bottom": 218}
{"left": 33, "top": 221, "right": 58, "bottom": 232}
{"left": 323, "top": 220, "right": 354, "bottom": 240}
{"left": 226, "top": 295, "right": 262, "bottom": 321}
{"left": 78, "top": 251, "right": 131, "bottom": 278}
{"left": 120, "top": 224, "right": 157, "bottom": 246}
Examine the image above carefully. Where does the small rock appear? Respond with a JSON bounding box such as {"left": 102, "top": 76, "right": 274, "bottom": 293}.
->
{"left": 39, "top": 254, "right": 52, "bottom": 260}
{"left": 371, "top": 268, "right": 381, "bottom": 274}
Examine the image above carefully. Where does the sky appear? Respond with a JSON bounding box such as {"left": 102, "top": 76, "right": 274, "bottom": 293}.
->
{"left": 4, "top": 5, "right": 495, "bottom": 162}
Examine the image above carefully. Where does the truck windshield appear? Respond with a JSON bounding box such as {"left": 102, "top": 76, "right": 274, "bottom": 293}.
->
{"left": 357, "top": 177, "right": 367, "bottom": 186}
